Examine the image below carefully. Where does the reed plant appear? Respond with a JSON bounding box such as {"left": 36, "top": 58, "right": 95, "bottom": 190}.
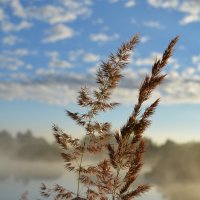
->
{"left": 40, "top": 34, "right": 178, "bottom": 200}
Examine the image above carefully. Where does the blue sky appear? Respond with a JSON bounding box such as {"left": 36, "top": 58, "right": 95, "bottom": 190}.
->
{"left": 0, "top": 0, "right": 200, "bottom": 143}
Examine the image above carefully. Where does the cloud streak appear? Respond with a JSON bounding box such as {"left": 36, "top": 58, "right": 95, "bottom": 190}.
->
{"left": 2, "top": 35, "right": 21, "bottom": 46}
{"left": 143, "top": 21, "right": 165, "bottom": 29}
{"left": 1, "top": 62, "right": 200, "bottom": 105}
{"left": 1, "top": 20, "right": 32, "bottom": 32}
{"left": 43, "top": 24, "right": 75, "bottom": 43}
{"left": 147, "top": 0, "right": 200, "bottom": 25}
{"left": 90, "top": 33, "right": 119, "bottom": 42}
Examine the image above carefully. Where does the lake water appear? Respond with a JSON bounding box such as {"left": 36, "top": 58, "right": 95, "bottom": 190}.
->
{"left": 0, "top": 175, "right": 167, "bottom": 200}
{"left": 2, "top": 158, "right": 199, "bottom": 200}
{"left": 0, "top": 158, "right": 168, "bottom": 200}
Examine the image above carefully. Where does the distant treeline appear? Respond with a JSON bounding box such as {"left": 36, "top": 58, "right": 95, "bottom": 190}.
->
{"left": 0, "top": 130, "right": 60, "bottom": 161}
{"left": 145, "top": 139, "right": 200, "bottom": 184}
{"left": 0, "top": 129, "right": 159, "bottom": 162}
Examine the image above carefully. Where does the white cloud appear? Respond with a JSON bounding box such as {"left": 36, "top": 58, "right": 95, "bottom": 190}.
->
{"left": 192, "top": 55, "right": 200, "bottom": 64}
{"left": 2, "top": 35, "right": 21, "bottom": 46}
{"left": 2, "top": 65, "right": 200, "bottom": 105}
{"left": 48, "top": 13, "right": 76, "bottom": 24}
{"left": 8, "top": 72, "right": 29, "bottom": 80}
{"left": 27, "top": 0, "right": 92, "bottom": 25}
{"left": 1, "top": 20, "right": 32, "bottom": 32}
{"left": 0, "top": 8, "right": 7, "bottom": 21}
{"left": 119, "top": 66, "right": 200, "bottom": 105}
{"left": 180, "top": 15, "right": 200, "bottom": 25}
{"left": 61, "top": 0, "right": 92, "bottom": 18}
{"left": 36, "top": 68, "right": 57, "bottom": 76}
{"left": 132, "top": 52, "right": 180, "bottom": 69}
{"left": 140, "top": 36, "right": 150, "bottom": 43}
{"left": 46, "top": 51, "right": 72, "bottom": 69}
{"left": 61, "top": 0, "right": 92, "bottom": 9}
{"left": 143, "top": 21, "right": 165, "bottom": 29}
{"left": 0, "top": 48, "right": 36, "bottom": 71}
{"left": 192, "top": 55, "right": 200, "bottom": 70}
{"left": 179, "top": 1, "right": 200, "bottom": 25}
{"left": 1, "top": 0, "right": 92, "bottom": 25}
{"left": 147, "top": 0, "right": 179, "bottom": 9}
{"left": 131, "top": 52, "right": 161, "bottom": 66}
{"left": 49, "top": 59, "right": 72, "bottom": 69}
{"left": 10, "top": 0, "right": 26, "bottom": 18}
{"left": 0, "top": 55, "right": 24, "bottom": 71}
{"left": 0, "top": 82, "right": 78, "bottom": 105}
{"left": 83, "top": 53, "right": 100, "bottom": 62}
{"left": 3, "top": 48, "right": 37, "bottom": 57}
{"left": 125, "top": 0, "right": 136, "bottom": 8}
{"left": 46, "top": 51, "right": 59, "bottom": 59}
{"left": 90, "top": 33, "right": 119, "bottom": 42}
{"left": 147, "top": 0, "right": 200, "bottom": 25}
{"left": 43, "top": 24, "right": 75, "bottom": 43}
{"left": 0, "top": 72, "right": 90, "bottom": 105}
{"left": 0, "top": 0, "right": 26, "bottom": 18}
{"left": 182, "top": 67, "right": 196, "bottom": 77}
{"left": 1, "top": 57, "right": 200, "bottom": 105}
{"left": 68, "top": 49, "right": 100, "bottom": 63}
{"left": 68, "top": 50, "right": 84, "bottom": 61}
{"left": 27, "top": 5, "right": 77, "bottom": 24}
{"left": 88, "top": 63, "right": 99, "bottom": 74}
{"left": 109, "top": 0, "right": 136, "bottom": 8}
{"left": 109, "top": 0, "right": 119, "bottom": 3}
{"left": 161, "top": 70, "right": 200, "bottom": 104}
{"left": 12, "top": 49, "right": 30, "bottom": 56}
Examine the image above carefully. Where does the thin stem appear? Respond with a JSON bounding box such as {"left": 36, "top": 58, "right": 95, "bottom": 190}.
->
{"left": 112, "top": 135, "right": 132, "bottom": 199}
{"left": 112, "top": 164, "right": 121, "bottom": 199}
{"left": 76, "top": 138, "right": 86, "bottom": 197}
{"left": 76, "top": 116, "right": 92, "bottom": 197}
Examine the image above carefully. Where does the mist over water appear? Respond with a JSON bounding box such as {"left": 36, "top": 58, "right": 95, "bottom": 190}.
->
{"left": 1, "top": 156, "right": 199, "bottom": 200}
{"left": 1, "top": 131, "right": 200, "bottom": 200}
{"left": 0, "top": 158, "right": 166, "bottom": 200}
{"left": 0, "top": 157, "right": 64, "bottom": 183}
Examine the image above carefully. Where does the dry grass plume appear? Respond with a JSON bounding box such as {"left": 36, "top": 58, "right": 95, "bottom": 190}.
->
{"left": 41, "top": 34, "right": 178, "bottom": 200}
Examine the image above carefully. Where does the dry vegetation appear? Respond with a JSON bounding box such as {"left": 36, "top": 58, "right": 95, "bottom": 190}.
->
{"left": 40, "top": 34, "right": 178, "bottom": 200}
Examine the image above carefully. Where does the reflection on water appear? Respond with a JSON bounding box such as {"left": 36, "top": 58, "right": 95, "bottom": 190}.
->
{"left": 0, "top": 158, "right": 167, "bottom": 200}
{"left": 0, "top": 157, "right": 64, "bottom": 183}
{"left": 0, "top": 175, "right": 167, "bottom": 200}
{"left": 0, "top": 157, "right": 199, "bottom": 200}
{"left": 157, "top": 182, "right": 200, "bottom": 200}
